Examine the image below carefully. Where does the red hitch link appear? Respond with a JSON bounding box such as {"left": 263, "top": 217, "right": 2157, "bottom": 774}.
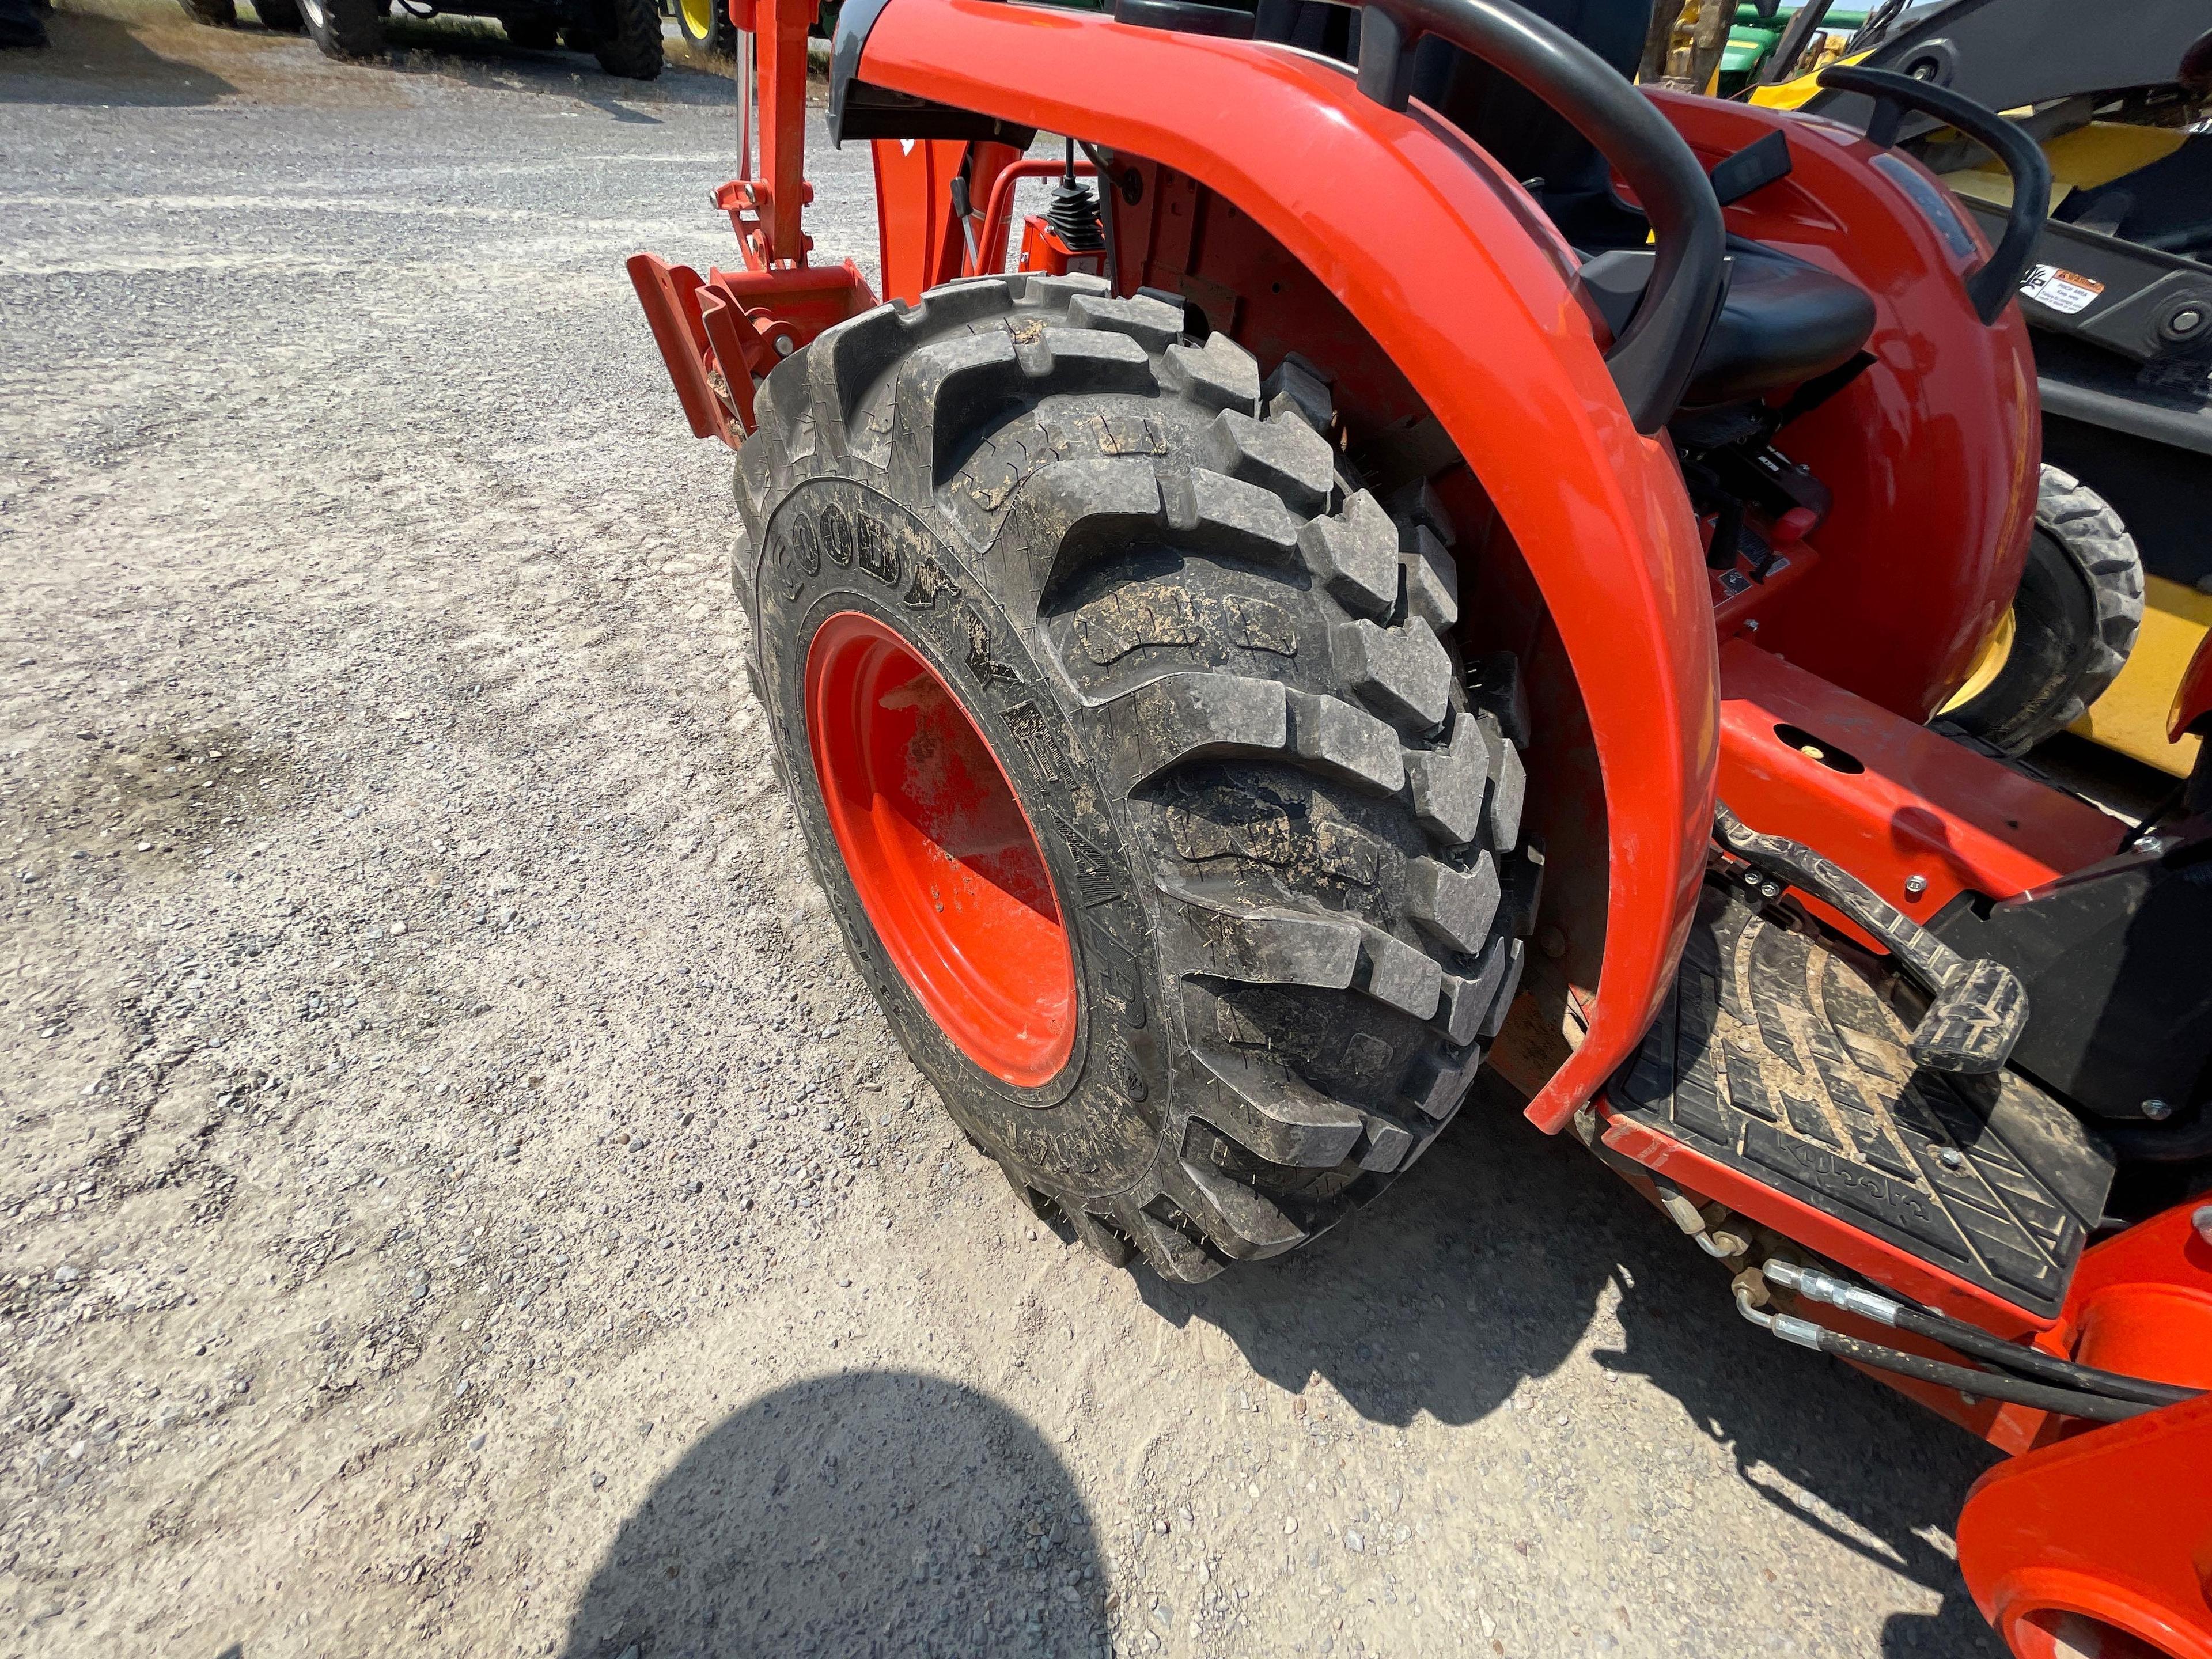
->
{"left": 627, "top": 0, "right": 875, "bottom": 445}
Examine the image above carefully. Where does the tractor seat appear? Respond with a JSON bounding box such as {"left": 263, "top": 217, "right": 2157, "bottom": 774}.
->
{"left": 1580, "top": 236, "right": 1878, "bottom": 410}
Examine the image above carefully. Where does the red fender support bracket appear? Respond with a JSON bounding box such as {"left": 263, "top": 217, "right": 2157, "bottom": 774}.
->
{"left": 852, "top": 0, "right": 1717, "bottom": 1134}
{"left": 627, "top": 254, "right": 877, "bottom": 445}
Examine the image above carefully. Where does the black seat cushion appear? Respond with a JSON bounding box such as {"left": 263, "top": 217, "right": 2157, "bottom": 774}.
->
{"left": 1582, "top": 236, "right": 1877, "bottom": 408}
{"left": 1690, "top": 238, "right": 1876, "bottom": 406}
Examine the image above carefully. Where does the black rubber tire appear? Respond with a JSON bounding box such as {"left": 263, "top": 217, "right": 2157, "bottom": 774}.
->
{"left": 299, "top": 0, "right": 382, "bottom": 57}
{"left": 502, "top": 13, "right": 558, "bottom": 46}
{"left": 1944, "top": 465, "right": 2145, "bottom": 757}
{"left": 253, "top": 0, "right": 304, "bottom": 28}
{"left": 736, "top": 273, "right": 1537, "bottom": 1282}
{"left": 590, "top": 0, "right": 661, "bottom": 77}
{"left": 671, "top": 0, "right": 729, "bottom": 51}
{"left": 177, "top": 0, "right": 237, "bottom": 25}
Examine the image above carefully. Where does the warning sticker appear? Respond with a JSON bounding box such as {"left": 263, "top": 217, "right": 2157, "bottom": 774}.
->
{"left": 2019, "top": 264, "right": 2106, "bottom": 316}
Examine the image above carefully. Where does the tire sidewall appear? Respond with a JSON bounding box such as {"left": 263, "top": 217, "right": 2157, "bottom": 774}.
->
{"left": 592, "top": 0, "right": 662, "bottom": 75}
{"left": 301, "top": 0, "right": 381, "bottom": 55}
{"left": 1951, "top": 525, "right": 2100, "bottom": 744}
{"left": 754, "top": 474, "right": 1172, "bottom": 1203}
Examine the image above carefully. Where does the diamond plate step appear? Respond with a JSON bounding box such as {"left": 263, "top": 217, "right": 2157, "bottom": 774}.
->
{"left": 1613, "top": 881, "right": 2115, "bottom": 1317}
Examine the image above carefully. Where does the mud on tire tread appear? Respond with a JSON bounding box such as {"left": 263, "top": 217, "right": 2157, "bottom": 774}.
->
{"left": 738, "top": 274, "right": 1534, "bottom": 1281}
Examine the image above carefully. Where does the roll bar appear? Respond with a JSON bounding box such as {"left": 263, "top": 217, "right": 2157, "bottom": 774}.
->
{"left": 1339, "top": 0, "right": 1729, "bottom": 433}
{"left": 1819, "top": 64, "right": 2050, "bottom": 325}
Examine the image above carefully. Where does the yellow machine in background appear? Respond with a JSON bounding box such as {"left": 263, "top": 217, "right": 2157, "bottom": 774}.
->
{"left": 1731, "top": 0, "right": 2212, "bottom": 777}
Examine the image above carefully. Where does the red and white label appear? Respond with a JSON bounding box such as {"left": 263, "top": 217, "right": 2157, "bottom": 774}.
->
{"left": 2020, "top": 264, "right": 2105, "bottom": 316}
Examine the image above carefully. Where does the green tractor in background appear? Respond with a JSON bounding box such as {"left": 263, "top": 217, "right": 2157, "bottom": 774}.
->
{"left": 668, "top": 0, "right": 835, "bottom": 55}
{"left": 1716, "top": 0, "right": 1867, "bottom": 94}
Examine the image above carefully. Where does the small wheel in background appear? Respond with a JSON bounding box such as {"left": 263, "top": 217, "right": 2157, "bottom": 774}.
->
{"left": 176, "top": 0, "right": 238, "bottom": 25}
{"left": 1940, "top": 465, "right": 2145, "bottom": 757}
{"left": 253, "top": 0, "right": 305, "bottom": 29}
{"left": 590, "top": 0, "right": 661, "bottom": 77}
{"left": 502, "top": 13, "right": 559, "bottom": 46}
{"left": 672, "top": 0, "right": 728, "bottom": 52}
{"left": 300, "top": 0, "right": 384, "bottom": 55}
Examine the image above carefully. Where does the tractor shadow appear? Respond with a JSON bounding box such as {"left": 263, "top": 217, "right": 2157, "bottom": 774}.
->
{"left": 372, "top": 14, "right": 737, "bottom": 109}
{"left": 558, "top": 1370, "right": 1107, "bottom": 1659}
{"left": 0, "top": 5, "right": 239, "bottom": 105}
{"left": 1133, "top": 1073, "right": 2007, "bottom": 1657}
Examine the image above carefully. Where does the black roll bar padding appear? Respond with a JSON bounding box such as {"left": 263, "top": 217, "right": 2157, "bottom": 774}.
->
{"left": 1330, "top": 0, "right": 1726, "bottom": 434}
{"left": 1818, "top": 63, "right": 2051, "bottom": 325}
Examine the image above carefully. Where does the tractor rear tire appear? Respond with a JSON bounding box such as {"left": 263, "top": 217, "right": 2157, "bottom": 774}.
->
{"left": 1942, "top": 466, "right": 2144, "bottom": 756}
{"left": 672, "top": 0, "right": 728, "bottom": 52}
{"left": 253, "top": 0, "right": 303, "bottom": 28}
{"left": 590, "top": 0, "right": 661, "bottom": 77}
{"left": 300, "top": 0, "right": 382, "bottom": 57}
{"left": 736, "top": 273, "right": 1536, "bottom": 1282}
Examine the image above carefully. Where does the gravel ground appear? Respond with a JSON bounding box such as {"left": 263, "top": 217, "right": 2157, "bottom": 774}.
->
{"left": 2, "top": 9, "right": 2010, "bottom": 1657}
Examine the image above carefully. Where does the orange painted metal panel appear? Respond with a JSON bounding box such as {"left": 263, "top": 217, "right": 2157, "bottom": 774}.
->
{"left": 855, "top": 0, "right": 1717, "bottom": 1134}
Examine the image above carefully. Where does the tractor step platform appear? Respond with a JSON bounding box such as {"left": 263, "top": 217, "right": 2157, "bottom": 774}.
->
{"left": 1613, "top": 881, "right": 2115, "bottom": 1317}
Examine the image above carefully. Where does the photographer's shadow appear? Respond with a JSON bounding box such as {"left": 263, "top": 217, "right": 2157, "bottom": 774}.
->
{"left": 1136, "top": 1073, "right": 2006, "bottom": 1654}
{"left": 559, "top": 1370, "right": 1108, "bottom": 1659}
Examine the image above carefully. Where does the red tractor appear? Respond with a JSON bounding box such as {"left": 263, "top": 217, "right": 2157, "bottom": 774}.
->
{"left": 627, "top": 1, "right": 2212, "bottom": 1650}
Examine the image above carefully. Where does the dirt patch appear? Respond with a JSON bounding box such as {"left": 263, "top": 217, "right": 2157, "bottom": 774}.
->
{"left": 6, "top": 724, "right": 300, "bottom": 870}
{"left": 0, "top": 13, "right": 2007, "bottom": 1658}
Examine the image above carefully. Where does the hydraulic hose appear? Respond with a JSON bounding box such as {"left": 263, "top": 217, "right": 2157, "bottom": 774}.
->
{"left": 1887, "top": 1301, "right": 2199, "bottom": 1407}
{"left": 1760, "top": 1260, "right": 2203, "bottom": 1411}
{"left": 1809, "top": 1327, "right": 2150, "bottom": 1423}
{"left": 1735, "top": 1283, "right": 2153, "bottom": 1422}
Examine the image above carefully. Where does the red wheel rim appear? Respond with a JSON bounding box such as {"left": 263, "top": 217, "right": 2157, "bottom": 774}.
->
{"left": 804, "top": 611, "right": 1076, "bottom": 1087}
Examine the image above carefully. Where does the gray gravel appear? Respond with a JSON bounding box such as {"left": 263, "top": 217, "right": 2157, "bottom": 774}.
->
{"left": 2, "top": 7, "right": 2006, "bottom": 1656}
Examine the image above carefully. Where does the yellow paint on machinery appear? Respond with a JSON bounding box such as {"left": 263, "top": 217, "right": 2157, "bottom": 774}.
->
{"left": 2073, "top": 577, "right": 2211, "bottom": 778}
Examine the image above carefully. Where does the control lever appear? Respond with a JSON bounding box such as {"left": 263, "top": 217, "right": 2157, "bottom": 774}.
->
{"left": 1715, "top": 804, "right": 2028, "bottom": 1073}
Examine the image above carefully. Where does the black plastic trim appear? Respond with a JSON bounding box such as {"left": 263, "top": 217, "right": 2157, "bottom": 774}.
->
{"left": 835, "top": 78, "right": 1038, "bottom": 148}
{"left": 1111, "top": 0, "right": 1253, "bottom": 36}
{"left": 825, "top": 0, "right": 896, "bottom": 145}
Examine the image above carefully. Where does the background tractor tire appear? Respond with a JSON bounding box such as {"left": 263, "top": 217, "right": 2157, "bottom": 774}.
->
{"left": 176, "top": 0, "right": 237, "bottom": 25}
{"left": 502, "top": 14, "right": 559, "bottom": 45}
{"left": 590, "top": 0, "right": 661, "bottom": 77}
{"left": 299, "top": 0, "right": 382, "bottom": 57}
{"left": 253, "top": 0, "right": 303, "bottom": 26}
{"left": 736, "top": 272, "right": 1537, "bottom": 1283}
{"left": 1942, "top": 465, "right": 2144, "bottom": 756}
{"left": 672, "top": 0, "right": 728, "bottom": 52}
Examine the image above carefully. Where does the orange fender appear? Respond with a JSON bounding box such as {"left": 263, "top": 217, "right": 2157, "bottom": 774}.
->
{"left": 854, "top": 0, "right": 1715, "bottom": 1130}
